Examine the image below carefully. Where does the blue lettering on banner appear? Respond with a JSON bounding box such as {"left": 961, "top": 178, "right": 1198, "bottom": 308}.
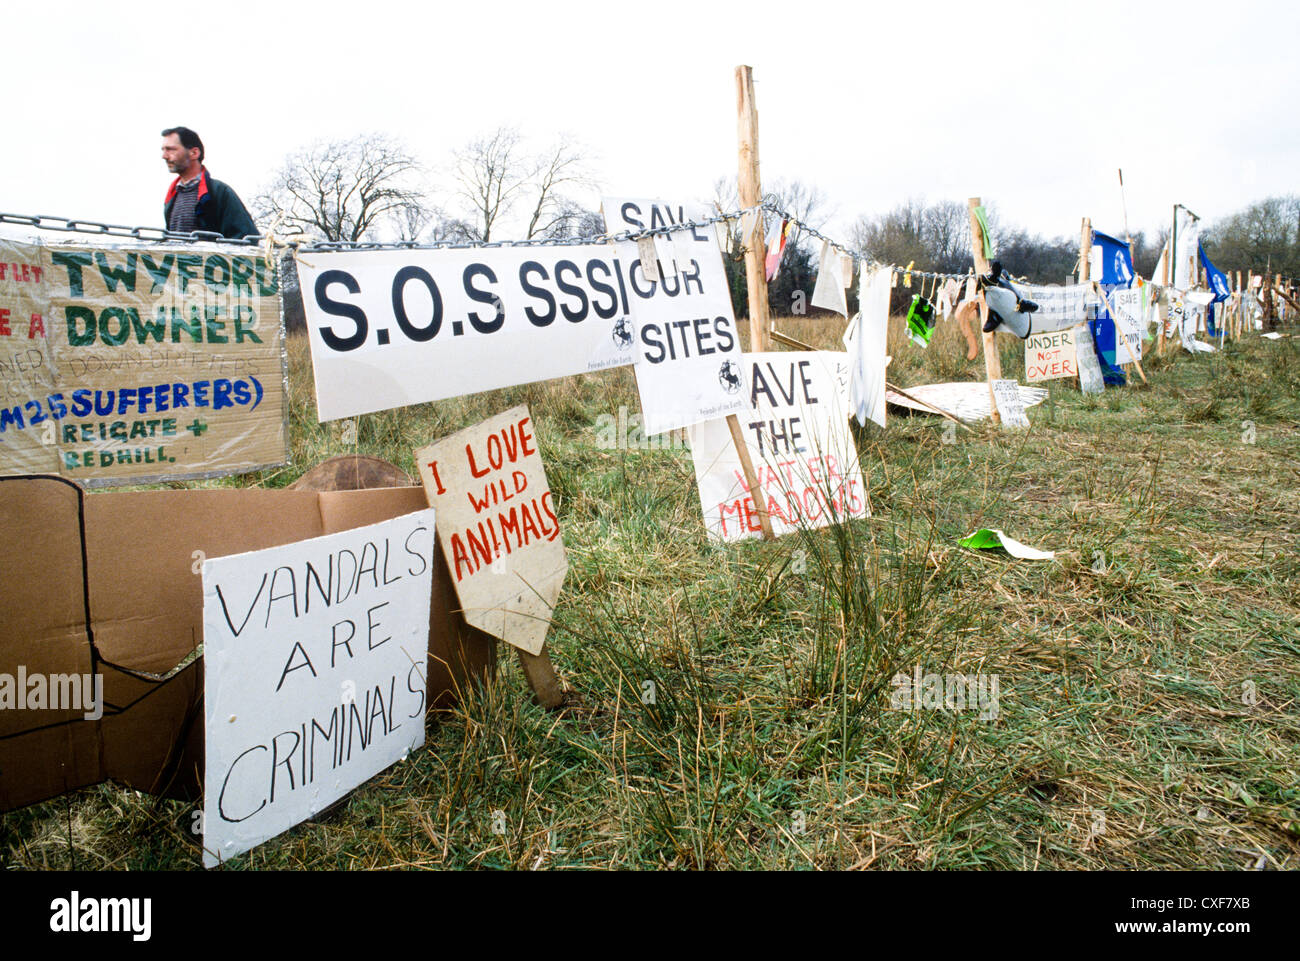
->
{"left": 0, "top": 376, "right": 264, "bottom": 434}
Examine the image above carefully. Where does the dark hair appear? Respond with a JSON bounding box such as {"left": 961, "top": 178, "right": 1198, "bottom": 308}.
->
{"left": 161, "top": 126, "right": 204, "bottom": 164}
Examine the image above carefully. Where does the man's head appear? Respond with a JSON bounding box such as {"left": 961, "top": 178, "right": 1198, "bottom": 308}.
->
{"left": 161, "top": 127, "right": 204, "bottom": 178}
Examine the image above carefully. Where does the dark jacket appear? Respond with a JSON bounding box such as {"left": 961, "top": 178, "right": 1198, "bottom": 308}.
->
{"left": 164, "top": 167, "right": 258, "bottom": 240}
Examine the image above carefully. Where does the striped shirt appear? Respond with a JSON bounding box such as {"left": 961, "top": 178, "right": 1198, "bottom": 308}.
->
{"left": 168, "top": 177, "right": 201, "bottom": 233}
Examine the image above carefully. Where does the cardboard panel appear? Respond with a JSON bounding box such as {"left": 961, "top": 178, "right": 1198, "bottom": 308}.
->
{"left": 0, "top": 478, "right": 496, "bottom": 813}
{"left": 0, "top": 476, "right": 102, "bottom": 808}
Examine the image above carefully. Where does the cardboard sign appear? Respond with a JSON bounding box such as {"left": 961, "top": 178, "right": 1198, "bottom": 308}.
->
{"left": 415, "top": 405, "right": 566, "bottom": 656}
{"left": 298, "top": 243, "right": 637, "bottom": 422}
{"left": 0, "top": 238, "right": 287, "bottom": 485}
{"left": 688, "top": 351, "right": 867, "bottom": 541}
{"left": 1024, "top": 328, "right": 1078, "bottom": 382}
{"left": 0, "top": 239, "right": 57, "bottom": 475}
{"left": 0, "top": 479, "right": 494, "bottom": 816}
{"left": 202, "top": 508, "right": 435, "bottom": 867}
{"left": 991, "top": 379, "right": 1030, "bottom": 428}
{"left": 602, "top": 198, "right": 748, "bottom": 434}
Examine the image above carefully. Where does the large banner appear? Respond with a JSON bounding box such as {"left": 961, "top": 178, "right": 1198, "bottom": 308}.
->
{"left": 0, "top": 238, "right": 287, "bottom": 485}
{"left": 299, "top": 201, "right": 745, "bottom": 431}
{"left": 298, "top": 244, "right": 636, "bottom": 422}
{"left": 688, "top": 351, "right": 867, "bottom": 542}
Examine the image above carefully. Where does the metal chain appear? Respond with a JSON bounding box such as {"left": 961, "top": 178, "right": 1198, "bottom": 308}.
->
{"left": 0, "top": 212, "right": 261, "bottom": 246}
{"left": 0, "top": 204, "right": 970, "bottom": 281}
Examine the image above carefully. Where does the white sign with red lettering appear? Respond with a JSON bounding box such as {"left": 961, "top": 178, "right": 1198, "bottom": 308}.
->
{"left": 688, "top": 351, "right": 867, "bottom": 542}
{"left": 414, "top": 405, "right": 565, "bottom": 656}
{"left": 1024, "top": 328, "right": 1079, "bottom": 383}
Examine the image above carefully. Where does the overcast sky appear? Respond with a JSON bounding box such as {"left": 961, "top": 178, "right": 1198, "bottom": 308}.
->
{"left": 6, "top": 0, "right": 1296, "bottom": 247}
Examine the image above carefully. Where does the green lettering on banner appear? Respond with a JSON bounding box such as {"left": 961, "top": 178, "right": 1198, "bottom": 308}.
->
{"left": 133, "top": 308, "right": 167, "bottom": 343}
{"left": 93, "top": 252, "right": 137, "bottom": 293}
{"left": 65, "top": 306, "right": 97, "bottom": 346}
{"left": 172, "top": 305, "right": 203, "bottom": 343}
{"left": 51, "top": 251, "right": 94, "bottom": 297}
{"left": 99, "top": 307, "right": 131, "bottom": 346}
{"left": 141, "top": 253, "right": 174, "bottom": 294}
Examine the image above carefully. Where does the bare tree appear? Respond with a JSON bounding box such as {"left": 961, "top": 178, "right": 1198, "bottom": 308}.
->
{"left": 763, "top": 178, "right": 829, "bottom": 253}
{"left": 256, "top": 134, "right": 425, "bottom": 242}
{"left": 450, "top": 127, "right": 531, "bottom": 243}
{"left": 389, "top": 203, "right": 433, "bottom": 243}
{"left": 450, "top": 126, "right": 596, "bottom": 242}
{"left": 524, "top": 139, "right": 594, "bottom": 239}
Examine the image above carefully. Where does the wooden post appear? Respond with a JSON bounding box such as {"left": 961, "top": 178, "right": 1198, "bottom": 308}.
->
{"left": 1079, "top": 217, "right": 1092, "bottom": 286}
{"left": 728, "top": 413, "right": 774, "bottom": 539}
{"left": 735, "top": 65, "right": 770, "bottom": 354}
{"left": 517, "top": 648, "right": 566, "bottom": 709}
{"left": 729, "top": 67, "right": 776, "bottom": 542}
{"left": 1157, "top": 229, "right": 1170, "bottom": 356}
{"left": 967, "top": 197, "right": 1000, "bottom": 422}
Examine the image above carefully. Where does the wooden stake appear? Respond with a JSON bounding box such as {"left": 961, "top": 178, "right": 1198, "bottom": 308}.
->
{"left": 517, "top": 647, "right": 566, "bottom": 709}
{"left": 1079, "top": 217, "right": 1092, "bottom": 286}
{"left": 735, "top": 65, "right": 770, "bottom": 353}
{"left": 967, "top": 197, "right": 1000, "bottom": 422}
{"left": 1157, "top": 229, "right": 1170, "bottom": 356}
{"left": 727, "top": 413, "right": 775, "bottom": 540}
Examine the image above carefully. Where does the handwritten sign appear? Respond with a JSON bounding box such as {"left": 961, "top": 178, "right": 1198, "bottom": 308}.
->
{"left": 1024, "top": 328, "right": 1078, "bottom": 383}
{"left": 0, "top": 237, "right": 286, "bottom": 484}
{"left": 415, "top": 405, "right": 566, "bottom": 656}
{"left": 991, "top": 379, "right": 1030, "bottom": 428}
{"left": 1107, "top": 288, "right": 1145, "bottom": 361}
{"left": 202, "top": 509, "right": 434, "bottom": 868}
{"left": 603, "top": 198, "right": 748, "bottom": 434}
{"left": 688, "top": 352, "right": 867, "bottom": 541}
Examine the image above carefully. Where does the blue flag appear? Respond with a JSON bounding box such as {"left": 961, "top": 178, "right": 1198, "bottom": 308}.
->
{"left": 1093, "top": 230, "right": 1134, "bottom": 288}
{"left": 1091, "top": 229, "right": 1132, "bottom": 376}
{"left": 1200, "top": 243, "right": 1230, "bottom": 303}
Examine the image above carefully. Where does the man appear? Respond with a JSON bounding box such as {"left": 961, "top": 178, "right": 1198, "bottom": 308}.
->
{"left": 161, "top": 127, "right": 258, "bottom": 239}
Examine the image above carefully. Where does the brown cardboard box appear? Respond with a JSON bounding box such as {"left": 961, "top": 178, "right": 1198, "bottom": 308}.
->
{"left": 0, "top": 476, "right": 495, "bottom": 812}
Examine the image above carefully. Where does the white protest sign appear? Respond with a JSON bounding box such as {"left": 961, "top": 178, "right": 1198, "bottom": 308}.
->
{"left": 1024, "top": 328, "right": 1078, "bottom": 383}
{"left": 414, "top": 405, "right": 565, "bottom": 656}
{"left": 688, "top": 351, "right": 867, "bottom": 542}
{"left": 1107, "top": 288, "right": 1145, "bottom": 361}
{"left": 1072, "top": 323, "right": 1106, "bottom": 394}
{"left": 991, "top": 379, "right": 1030, "bottom": 428}
{"left": 202, "top": 509, "right": 435, "bottom": 868}
{"left": 602, "top": 198, "right": 748, "bottom": 435}
{"left": 297, "top": 244, "right": 639, "bottom": 421}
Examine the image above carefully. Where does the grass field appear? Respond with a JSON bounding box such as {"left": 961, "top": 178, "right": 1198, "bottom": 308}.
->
{"left": 4, "top": 311, "right": 1298, "bottom": 870}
